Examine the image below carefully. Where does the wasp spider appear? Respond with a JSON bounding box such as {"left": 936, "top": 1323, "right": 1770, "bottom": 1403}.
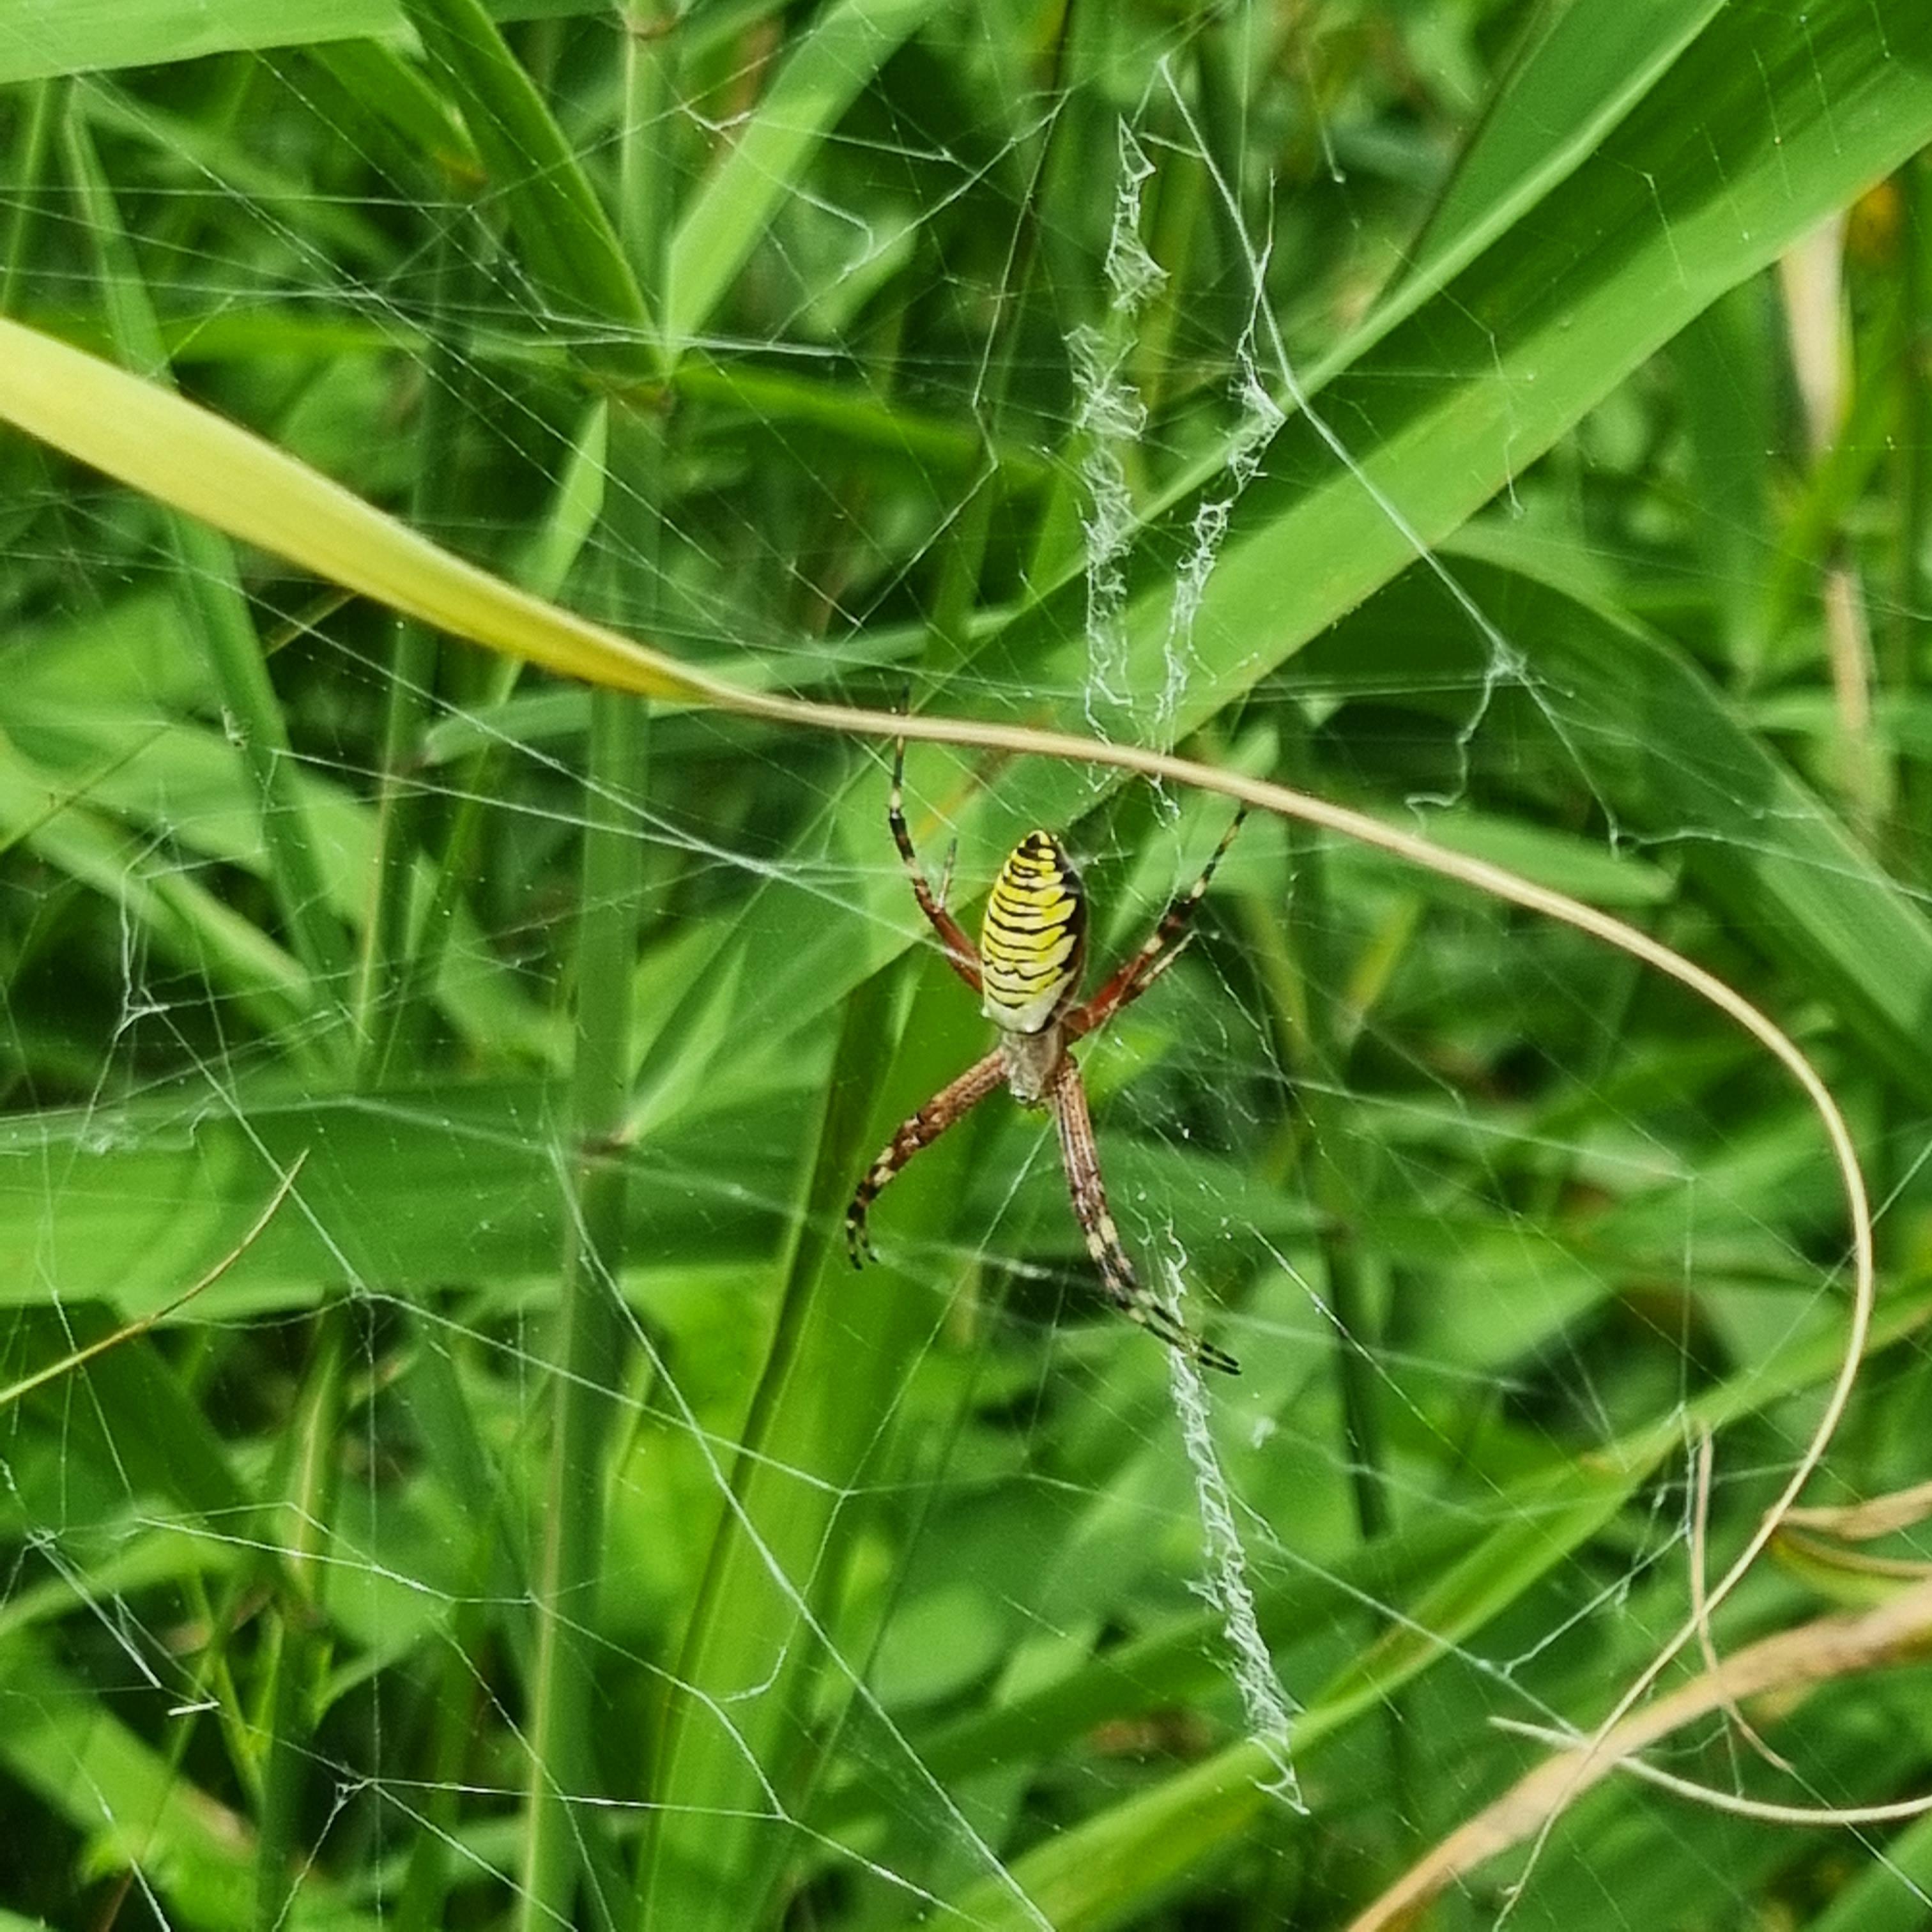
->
{"left": 846, "top": 742, "right": 1244, "bottom": 1374}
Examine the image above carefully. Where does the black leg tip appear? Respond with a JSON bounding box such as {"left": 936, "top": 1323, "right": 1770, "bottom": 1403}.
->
{"left": 845, "top": 1215, "right": 875, "bottom": 1269}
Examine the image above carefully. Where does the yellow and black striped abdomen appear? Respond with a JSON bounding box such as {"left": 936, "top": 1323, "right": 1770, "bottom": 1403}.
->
{"left": 980, "top": 831, "right": 1086, "bottom": 1034}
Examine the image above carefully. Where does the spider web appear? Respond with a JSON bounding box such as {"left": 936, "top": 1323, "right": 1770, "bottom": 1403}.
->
{"left": 0, "top": 4, "right": 1929, "bottom": 1931}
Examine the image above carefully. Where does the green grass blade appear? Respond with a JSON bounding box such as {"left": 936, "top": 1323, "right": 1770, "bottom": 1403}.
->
{"left": 638, "top": 957, "right": 1004, "bottom": 1927}
{"left": 1408, "top": 0, "right": 1722, "bottom": 282}
{"left": 665, "top": 0, "right": 939, "bottom": 350}
{"left": 974, "top": 0, "right": 1932, "bottom": 752}
{"left": 942, "top": 1283, "right": 1932, "bottom": 1928}
{"left": 0, "top": 0, "right": 603, "bottom": 86}
{"left": 400, "top": 0, "right": 653, "bottom": 353}
{"left": 0, "top": 1632, "right": 377, "bottom": 1932}
{"left": 516, "top": 688, "right": 647, "bottom": 1929}
{"left": 0, "top": 734, "right": 311, "bottom": 1034}
{"left": 1311, "top": 532, "right": 1932, "bottom": 1102}
{"left": 638, "top": 965, "right": 903, "bottom": 1926}
{"left": 60, "top": 107, "right": 356, "bottom": 1039}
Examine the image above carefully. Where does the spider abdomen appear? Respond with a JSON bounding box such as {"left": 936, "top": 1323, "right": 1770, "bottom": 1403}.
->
{"left": 981, "top": 830, "right": 1086, "bottom": 1034}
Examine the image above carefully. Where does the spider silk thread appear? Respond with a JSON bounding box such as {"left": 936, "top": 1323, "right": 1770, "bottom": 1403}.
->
{"left": 1167, "top": 1281, "right": 1306, "bottom": 1813}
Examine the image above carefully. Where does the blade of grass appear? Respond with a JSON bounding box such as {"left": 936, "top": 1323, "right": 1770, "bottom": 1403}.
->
{"left": 253, "top": 1310, "right": 348, "bottom": 1926}
{"left": 0, "top": 77, "right": 57, "bottom": 309}
{"left": 304, "top": 36, "right": 481, "bottom": 184}
{"left": 1669, "top": 281, "right": 1777, "bottom": 675}
{"left": 0, "top": 1630, "right": 376, "bottom": 1932}
{"left": 59, "top": 106, "right": 355, "bottom": 1047}
{"left": 375, "top": 392, "right": 601, "bottom": 1077}
{"left": 1891, "top": 157, "right": 1931, "bottom": 868}
{"left": 664, "top": 0, "right": 939, "bottom": 352}
{"left": 354, "top": 212, "right": 473, "bottom": 1068}
{"left": 516, "top": 11, "right": 677, "bottom": 1906}
{"left": 0, "top": 1, "right": 591, "bottom": 85}
{"left": 969, "top": 0, "right": 1932, "bottom": 745}
{"left": 0, "top": 1075, "right": 800, "bottom": 1315}
{"left": 638, "top": 962, "right": 896, "bottom": 1926}
{"left": 638, "top": 956, "right": 999, "bottom": 1928}
{"left": 1406, "top": 0, "right": 1722, "bottom": 289}
{"left": 0, "top": 1155, "right": 305, "bottom": 1411}
{"left": 400, "top": 0, "right": 652, "bottom": 356}
{"left": 1312, "top": 528, "right": 1932, "bottom": 1106}
{"left": 515, "top": 685, "right": 645, "bottom": 1929}
{"left": 940, "top": 1280, "right": 1932, "bottom": 1928}
{"left": 0, "top": 739, "right": 310, "bottom": 1037}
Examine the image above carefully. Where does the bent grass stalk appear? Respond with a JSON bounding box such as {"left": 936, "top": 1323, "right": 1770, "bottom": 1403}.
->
{"left": 0, "top": 1154, "right": 308, "bottom": 1413}
{"left": 0, "top": 312, "right": 1880, "bottom": 1864}
{"left": 1346, "top": 1579, "right": 1932, "bottom": 1931}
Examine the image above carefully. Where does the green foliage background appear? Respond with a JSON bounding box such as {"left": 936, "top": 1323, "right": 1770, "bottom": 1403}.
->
{"left": 1, "top": 1, "right": 1931, "bottom": 1927}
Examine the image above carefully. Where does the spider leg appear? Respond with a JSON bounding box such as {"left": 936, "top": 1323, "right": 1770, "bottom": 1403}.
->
{"left": 1049, "top": 1053, "right": 1239, "bottom": 1374}
{"left": 889, "top": 737, "right": 982, "bottom": 992}
{"left": 847, "top": 1047, "right": 1006, "bottom": 1266}
{"left": 1068, "top": 807, "right": 1247, "bottom": 1041}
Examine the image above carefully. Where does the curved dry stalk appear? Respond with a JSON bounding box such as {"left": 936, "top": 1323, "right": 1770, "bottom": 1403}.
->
{"left": 1346, "top": 1576, "right": 1932, "bottom": 1932}
{"left": 1775, "top": 1526, "right": 1932, "bottom": 1584}
{"left": 1690, "top": 1425, "right": 1793, "bottom": 1774}
{"left": 0, "top": 1151, "right": 309, "bottom": 1411}
{"left": 0, "top": 316, "right": 1880, "bottom": 1850}
{"left": 1496, "top": 1717, "right": 1932, "bottom": 1828}
{"left": 1785, "top": 1479, "right": 1932, "bottom": 1542}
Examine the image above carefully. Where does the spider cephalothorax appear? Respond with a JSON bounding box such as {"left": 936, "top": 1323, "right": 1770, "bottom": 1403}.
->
{"left": 845, "top": 742, "right": 1242, "bottom": 1374}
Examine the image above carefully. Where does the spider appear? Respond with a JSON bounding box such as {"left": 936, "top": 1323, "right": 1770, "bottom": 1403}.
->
{"left": 845, "top": 740, "right": 1245, "bottom": 1375}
